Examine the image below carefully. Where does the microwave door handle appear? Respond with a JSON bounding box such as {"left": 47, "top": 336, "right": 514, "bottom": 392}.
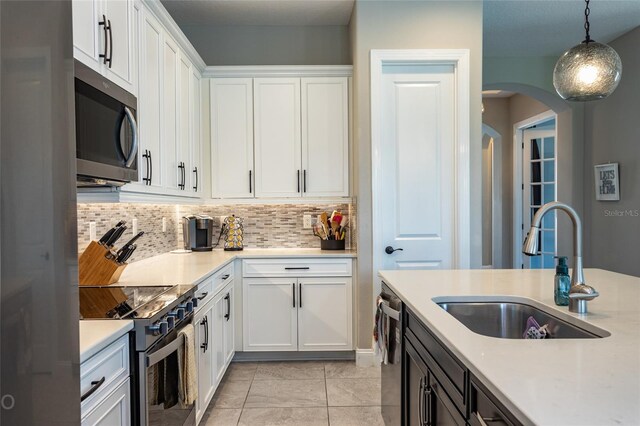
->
{"left": 122, "top": 106, "right": 138, "bottom": 168}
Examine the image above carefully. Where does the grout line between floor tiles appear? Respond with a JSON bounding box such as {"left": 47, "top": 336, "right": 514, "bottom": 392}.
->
{"left": 324, "top": 364, "right": 331, "bottom": 426}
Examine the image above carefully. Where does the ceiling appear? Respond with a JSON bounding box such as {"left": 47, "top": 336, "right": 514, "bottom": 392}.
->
{"left": 160, "top": 0, "right": 355, "bottom": 26}
{"left": 161, "top": 0, "right": 640, "bottom": 56}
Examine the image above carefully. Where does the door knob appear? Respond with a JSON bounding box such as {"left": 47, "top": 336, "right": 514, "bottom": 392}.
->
{"left": 385, "top": 246, "right": 403, "bottom": 254}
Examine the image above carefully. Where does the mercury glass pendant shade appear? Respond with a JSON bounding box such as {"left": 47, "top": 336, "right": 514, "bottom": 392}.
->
{"left": 553, "top": 41, "right": 622, "bottom": 102}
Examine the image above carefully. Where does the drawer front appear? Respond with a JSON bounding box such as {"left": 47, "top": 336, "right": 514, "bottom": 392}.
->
{"left": 406, "top": 310, "right": 467, "bottom": 410}
{"left": 242, "top": 258, "right": 352, "bottom": 277}
{"left": 195, "top": 276, "right": 214, "bottom": 308}
{"left": 82, "top": 377, "right": 131, "bottom": 426}
{"left": 81, "top": 334, "right": 130, "bottom": 411}
{"left": 470, "top": 377, "right": 520, "bottom": 426}
{"left": 212, "top": 263, "right": 235, "bottom": 293}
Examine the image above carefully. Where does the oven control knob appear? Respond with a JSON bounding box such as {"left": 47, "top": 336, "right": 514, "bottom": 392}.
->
{"left": 166, "top": 316, "right": 175, "bottom": 329}
{"left": 190, "top": 298, "right": 198, "bottom": 309}
{"left": 169, "top": 308, "right": 185, "bottom": 320}
{"left": 149, "top": 321, "right": 169, "bottom": 336}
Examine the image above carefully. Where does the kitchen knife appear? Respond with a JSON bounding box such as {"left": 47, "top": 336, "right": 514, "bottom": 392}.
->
{"left": 105, "top": 225, "right": 127, "bottom": 247}
{"left": 119, "top": 231, "right": 144, "bottom": 250}
{"left": 98, "top": 220, "right": 125, "bottom": 245}
{"left": 120, "top": 244, "right": 137, "bottom": 263}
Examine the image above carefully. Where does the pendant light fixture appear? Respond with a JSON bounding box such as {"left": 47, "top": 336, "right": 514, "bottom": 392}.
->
{"left": 553, "top": 0, "right": 622, "bottom": 102}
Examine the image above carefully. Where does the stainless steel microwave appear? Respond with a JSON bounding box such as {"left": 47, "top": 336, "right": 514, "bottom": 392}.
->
{"left": 75, "top": 60, "right": 138, "bottom": 187}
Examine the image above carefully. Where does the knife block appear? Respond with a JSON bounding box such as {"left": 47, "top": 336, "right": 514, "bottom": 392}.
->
{"left": 79, "top": 241, "right": 128, "bottom": 286}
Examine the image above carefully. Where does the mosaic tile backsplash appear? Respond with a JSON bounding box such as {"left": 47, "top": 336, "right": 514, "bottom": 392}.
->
{"left": 77, "top": 202, "right": 355, "bottom": 262}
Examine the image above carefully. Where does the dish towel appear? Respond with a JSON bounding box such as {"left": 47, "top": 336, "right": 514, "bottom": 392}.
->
{"left": 177, "top": 323, "right": 198, "bottom": 408}
{"left": 374, "top": 296, "right": 388, "bottom": 364}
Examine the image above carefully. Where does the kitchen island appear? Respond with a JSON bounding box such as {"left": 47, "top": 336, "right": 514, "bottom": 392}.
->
{"left": 380, "top": 268, "right": 640, "bottom": 425}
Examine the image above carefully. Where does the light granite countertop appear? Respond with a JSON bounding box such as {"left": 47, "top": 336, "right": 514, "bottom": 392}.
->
{"left": 79, "top": 320, "right": 133, "bottom": 363}
{"left": 379, "top": 268, "right": 640, "bottom": 426}
{"left": 118, "top": 248, "right": 357, "bottom": 286}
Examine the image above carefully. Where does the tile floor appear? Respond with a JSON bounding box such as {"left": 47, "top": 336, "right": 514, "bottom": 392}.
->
{"left": 200, "top": 361, "right": 384, "bottom": 426}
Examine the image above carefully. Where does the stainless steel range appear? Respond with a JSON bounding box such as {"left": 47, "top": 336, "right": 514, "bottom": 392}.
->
{"left": 80, "top": 284, "right": 198, "bottom": 426}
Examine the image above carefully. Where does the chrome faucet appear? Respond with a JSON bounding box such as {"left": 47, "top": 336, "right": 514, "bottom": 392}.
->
{"left": 522, "top": 201, "right": 599, "bottom": 314}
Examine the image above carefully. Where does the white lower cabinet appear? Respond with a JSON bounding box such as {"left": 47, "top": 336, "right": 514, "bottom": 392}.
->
{"left": 194, "top": 275, "right": 236, "bottom": 425}
{"left": 82, "top": 378, "right": 131, "bottom": 426}
{"left": 80, "top": 334, "right": 131, "bottom": 426}
{"left": 242, "top": 259, "right": 353, "bottom": 352}
{"left": 194, "top": 298, "right": 215, "bottom": 424}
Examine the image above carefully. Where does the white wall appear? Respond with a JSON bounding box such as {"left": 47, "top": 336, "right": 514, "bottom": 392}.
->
{"left": 181, "top": 25, "right": 351, "bottom": 65}
{"left": 349, "top": 0, "right": 483, "bottom": 349}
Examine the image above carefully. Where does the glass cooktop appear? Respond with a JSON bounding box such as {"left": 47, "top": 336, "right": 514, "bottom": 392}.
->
{"left": 79, "top": 285, "right": 193, "bottom": 320}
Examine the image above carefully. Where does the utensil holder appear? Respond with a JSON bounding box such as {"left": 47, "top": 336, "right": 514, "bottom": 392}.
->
{"left": 79, "top": 241, "right": 128, "bottom": 286}
{"left": 321, "top": 239, "right": 345, "bottom": 251}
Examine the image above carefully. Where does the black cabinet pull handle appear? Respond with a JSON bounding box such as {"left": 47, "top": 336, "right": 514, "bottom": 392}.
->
{"left": 249, "top": 170, "right": 252, "bottom": 193}
{"left": 222, "top": 274, "right": 230, "bottom": 280}
{"left": 148, "top": 150, "right": 153, "bottom": 184}
{"left": 182, "top": 162, "right": 186, "bottom": 190}
{"left": 142, "top": 150, "right": 151, "bottom": 184}
{"left": 299, "top": 283, "right": 302, "bottom": 308}
{"left": 197, "top": 292, "right": 208, "bottom": 301}
{"left": 424, "top": 384, "right": 432, "bottom": 425}
{"left": 292, "top": 283, "right": 296, "bottom": 308}
{"left": 385, "top": 246, "right": 403, "bottom": 254}
{"left": 200, "top": 317, "right": 207, "bottom": 351}
{"left": 284, "top": 267, "right": 310, "bottom": 270}
{"left": 81, "top": 376, "right": 105, "bottom": 402}
{"left": 303, "top": 170, "right": 307, "bottom": 193}
{"left": 297, "top": 170, "right": 300, "bottom": 193}
{"left": 107, "top": 19, "right": 113, "bottom": 67}
{"left": 193, "top": 167, "right": 198, "bottom": 191}
{"left": 224, "top": 293, "right": 231, "bottom": 321}
{"left": 418, "top": 377, "right": 424, "bottom": 426}
{"left": 98, "top": 15, "right": 108, "bottom": 64}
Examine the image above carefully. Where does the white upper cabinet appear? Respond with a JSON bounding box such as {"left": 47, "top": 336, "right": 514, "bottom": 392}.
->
{"left": 210, "top": 78, "right": 255, "bottom": 199}
{"left": 72, "top": 0, "right": 137, "bottom": 95}
{"left": 254, "top": 78, "right": 302, "bottom": 198}
{"left": 162, "top": 35, "right": 180, "bottom": 193}
{"left": 190, "top": 68, "right": 202, "bottom": 194}
{"left": 177, "top": 52, "right": 192, "bottom": 192}
{"left": 301, "top": 77, "right": 350, "bottom": 197}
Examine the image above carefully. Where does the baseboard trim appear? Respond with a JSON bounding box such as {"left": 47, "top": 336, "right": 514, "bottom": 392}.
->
{"left": 355, "top": 348, "right": 377, "bottom": 367}
{"left": 232, "top": 351, "right": 355, "bottom": 363}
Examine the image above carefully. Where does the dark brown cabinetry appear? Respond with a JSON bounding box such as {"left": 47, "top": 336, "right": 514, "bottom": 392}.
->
{"left": 403, "top": 308, "right": 522, "bottom": 426}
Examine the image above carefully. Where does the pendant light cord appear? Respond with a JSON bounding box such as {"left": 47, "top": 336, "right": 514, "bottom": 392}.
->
{"left": 583, "top": 0, "right": 592, "bottom": 43}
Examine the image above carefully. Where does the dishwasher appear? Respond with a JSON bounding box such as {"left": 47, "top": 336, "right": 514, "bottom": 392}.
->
{"left": 379, "top": 282, "right": 402, "bottom": 426}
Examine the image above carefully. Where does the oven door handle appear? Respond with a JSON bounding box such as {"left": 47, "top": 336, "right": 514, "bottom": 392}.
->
{"left": 121, "top": 106, "right": 138, "bottom": 168}
{"left": 146, "top": 333, "right": 184, "bottom": 367}
{"left": 381, "top": 302, "right": 400, "bottom": 321}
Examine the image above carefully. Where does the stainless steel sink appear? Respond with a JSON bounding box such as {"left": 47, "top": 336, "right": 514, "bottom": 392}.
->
{"left": 436, "top": 300, "right": 609, "bottom": 339}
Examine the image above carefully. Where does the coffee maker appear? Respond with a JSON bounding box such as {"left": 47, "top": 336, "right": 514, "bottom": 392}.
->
{"left": 182, "top": 215, "right": 214, "bottom": 251}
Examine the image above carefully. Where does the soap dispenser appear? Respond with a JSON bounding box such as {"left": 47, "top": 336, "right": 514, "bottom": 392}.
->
{"left": 554, "top": 256, "right": 570, "bottom": 306}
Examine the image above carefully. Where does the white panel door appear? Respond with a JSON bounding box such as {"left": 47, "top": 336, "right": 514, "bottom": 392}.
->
{"left": 103, "top": 0, "right": 135, "bottom": 93}
{"left": 190, "top": 68, "right": 202, "bottom": 194}
{"left": 72, "top": 0, "right": 102, "bottom": 72}
{"left": 177, "top": 53, "right": 192, "bottom": 193}
{"left": 162, "top": 36, "right": 179, "bottom": 192}
{"left": 301, "top": 77, "right": 349, "bottom": 197}
{"left": 243, "top": 278, "right": 297, "bottom": 351}
{"left": 212, "top": 290, "right": 226, "bottom": 384}
{"left": 81, "top": 378, "right": 131, "bottom": 426}
{"left": 254, "top": 78, "right": 302, "bottom": 198}
{"left": 211, "top": 78, "right": 255, "bottom": 198}
{"left": 298, "top": 278, "right": 352, "bottom": 351}
{"left": 379, "top": 64, "right": 456, "bottom": 270}
{"left": 194, "top": 300, "right": 214, "bottom": 425}
{"left": 129, "top": 9, "right": 162, "bottom": 190}
{"left": 223, "top": 282, "right": 235, "bottom": 365}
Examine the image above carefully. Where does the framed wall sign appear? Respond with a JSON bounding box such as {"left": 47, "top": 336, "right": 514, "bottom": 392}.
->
{"left": 594, "top": 163, "right": 620, "bottom": 201}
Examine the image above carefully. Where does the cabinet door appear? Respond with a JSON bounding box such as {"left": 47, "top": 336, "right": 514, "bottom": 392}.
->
{"left": 243, "top": 278, "right": 297, "bottom": 351}
{"left": 212, "top": 290, "right": 226, "bottom": 384}
{"left": 254, "top": 78, "right": 301, "bottom": 198}
{"left": 194, "top": 300, "right": 215, "bottom": 424}
{"left": 129, "top": 8, "right": 162, "bottom": 190}
{"left": 81, "top": 378, "right": 131, "bottom": 426}
{"left": 429, "top": 374, "right": 466, "bottom": 426}
{"left": 190, "top": 68, "right": 202, "bottom": 194}
{"left": 72, "top": 0, "right": 102, "bottom": 72}
{"left": 162, "top": 36, "right": 180, "bottom": 192}
{"left": 211, "top": 78, "right": 254, "bottom": 198}
{"left": 177, "top": 52, "right": 192, "bottom": 193}
{"left": 223, "top": 282, "right": 235, "bottom": 365}
{"left": 103, "top": 0, "right": 136, "bottom": 94}
{"left": 404, "top": 339, "right": 429, "bottom": 426}
{"left": 297, "top": 277, "right": 352, "bottom": 351}
{"left": 301, "top": 77, "right": 349, "bottom": 197}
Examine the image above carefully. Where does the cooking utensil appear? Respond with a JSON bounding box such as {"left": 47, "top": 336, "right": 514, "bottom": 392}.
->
{"left": 99, "top": 220, "right": 125, "bottom": 245}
